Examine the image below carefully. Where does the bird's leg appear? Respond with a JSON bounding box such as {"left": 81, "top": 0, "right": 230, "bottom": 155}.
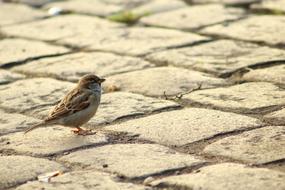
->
{"left": 71, "top": 127, "right": 92, "bottom": 136}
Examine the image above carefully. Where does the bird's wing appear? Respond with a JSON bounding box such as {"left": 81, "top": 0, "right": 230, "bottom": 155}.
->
{"left": 45, "top": 88, "right": 91, "bottom": 122}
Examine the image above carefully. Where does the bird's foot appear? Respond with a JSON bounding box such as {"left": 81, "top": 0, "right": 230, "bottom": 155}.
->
{"left": 71, "top": 127, "right": 94, "bottom": 136}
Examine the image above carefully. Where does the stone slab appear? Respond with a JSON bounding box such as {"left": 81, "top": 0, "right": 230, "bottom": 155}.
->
{"left": 146, "top": 40, "right": 285, "bottom": 76}
{"left": 0, "top": 3, "right": 46, "bottom": 26}
{"left": 191, "top": 0, "right": 260, "bottom": 6}
{"left": 151, "top": 163, "right": 285, "bottom": 190}
{"left": 0, "top": 39, "right": 69, "bottom": 67}
{"left": 103, "top": 67, "right": 228, "bottom": 97}
{"left": 242, "top": 64, "right": 285, "bottom": 85}
{"left": 1, "top": 14, "right": 123, "bottom": 41}
{"left": 105, "top": 108, "right": 262, "bottom": 146}
{"left": 185, "top": 82, "right": 285, "bottom": 113}
{"left": 60, "top": 144, "right": 204, "bottom": 178}
{"left": 141, "top": 4, "right": 244, "bottom": 30}
{"left": 0, "top": 127, "right": 107, "bottom": 156}
{"left": 0, "top": 78, "right": 74, "bottom": 115}
{"left": 204, "top": 126, "right": 285, "bottom": 164}
{"left": 0, "top": 110, "right": 39, "bottom": 135}
{"left": 8, "top": 0, "right": 57, "bottom": 7}
{"left": 0, "top": 155, "right": 66, "bottom": 189}
{"left": 0, "top": 69, "right": 25, "bottom": 85}
{"left": 12, "top": 52, "right": 153, "bottom": 82}
{"left": 251, "top": 0, "right": 285, "bottom": 13}
{"left": 16, "top": 170, "right": 149, "bottom": 190}
{"left": 264, "top": 108, "right": 285, "bottom": 125}
{"left": 201, "top": 15, "right": 285, "bottom": 46}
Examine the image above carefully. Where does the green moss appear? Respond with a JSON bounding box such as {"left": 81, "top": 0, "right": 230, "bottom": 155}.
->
{"left": 108, "top": 11, "right": 150, "bottom": 24}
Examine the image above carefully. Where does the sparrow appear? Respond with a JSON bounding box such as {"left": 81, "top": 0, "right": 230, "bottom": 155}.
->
{"left": 24, "top": 74, "right": 105, "bottom": 135}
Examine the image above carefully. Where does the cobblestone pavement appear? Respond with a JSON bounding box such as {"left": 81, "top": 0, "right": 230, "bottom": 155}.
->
{"left": 0, "top": 0, "right": 285, "bottom": 189}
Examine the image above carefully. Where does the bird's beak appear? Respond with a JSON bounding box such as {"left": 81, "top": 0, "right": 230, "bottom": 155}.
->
{"left": 99, "top": 78, "right": 106, "bottom": 83}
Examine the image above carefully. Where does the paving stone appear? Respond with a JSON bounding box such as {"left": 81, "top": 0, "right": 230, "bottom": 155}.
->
{"left": 204, "top": 126, "right": 285, "bottom": 164}
{"left": 190, "top": 0, "right": 260, "bottom": 6}
{"left": 140, "top": 4, "right": 245, "bottom": 30}
{"left": 0, "top": 69, "right": 25, "bottom": 84}
{"left": 251, "top": 0, "right": 285, "bottom": 13}
{"left": 1, "top": 14, "right": 123, "bottom": 41}
{"left": 201, "top": 15, "right": 285, "bottom": 46}
{"left": 0, "top": 3, "right": 46, "bottom": 26}
{"left": 105, "top": 108, "right": 262, "bottom": 146}
{"left": 12, "top": 52, "right": 153, "bottom": 82}
{"left": 146, "top": 40, "right": 285, "bottom": 76}
{"left": 8, "top": 0, "right": 57, "bottom": 7}
{"left": 151, "top": 163, "right": 285, "bottom": 190}
{"left": 185, "top": 82, "right": 285, "bottom": 113}
{"left": 0, "top": 127, "right": 107, "bottom": 156}
{"left": 103, "top": 67, "right": 228, "bottom": 97}
{"left": 0, "top": 110, "right": 39, "bottom": 135}
{"left": 16, "top": 170, "right": 149, "bottom": 190}
{"left": 242, "top": 64, "right": 285, "bottom": 85}
{"left": 60, "top": 144, "right": 204, "bottom": 178}
{"left": 0, "top": 155, "right": 66, "bottom": 189}
{"left": 264, "top": 108, "right": 285, "bottom": 125}
{"left": 59, "top": 28, "right": 208, "bottom": 56}
{"left": 0, "top": 78, "right": 74, "bottom": 115}
{"left": 0, "top": 39, "right": 69, "bottom": 67}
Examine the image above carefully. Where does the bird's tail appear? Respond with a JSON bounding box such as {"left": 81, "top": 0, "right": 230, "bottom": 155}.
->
{"left": 24, "top": 121, "right": 46, "bottom": 134}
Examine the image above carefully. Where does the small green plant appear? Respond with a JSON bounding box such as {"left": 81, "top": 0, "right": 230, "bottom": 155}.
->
{"left": 108, "top": 11, "right": 149, "bottom": 24}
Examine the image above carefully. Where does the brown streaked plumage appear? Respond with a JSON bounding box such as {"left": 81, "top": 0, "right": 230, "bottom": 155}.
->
{"left": 24, "top": 74, "right": 105, "bottom": 135}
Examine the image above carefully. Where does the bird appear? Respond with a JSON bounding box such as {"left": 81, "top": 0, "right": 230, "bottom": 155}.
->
{"left": 24, "top": 74, "right": 105, "bottom": 135}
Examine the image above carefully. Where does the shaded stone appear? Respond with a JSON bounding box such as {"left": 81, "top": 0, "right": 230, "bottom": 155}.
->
{"left": 0, "top": 110, "right": 39, "bottom": 135}
{"left": 191, "top": 0, "right": 261, "bottom": 6}
{"left": 16, "top": 170, "right": 149, "bottom": 190}
{"left": 60, "top": 144, "right": 204, "bottom": 178}
{"left": 204, "top": 126, "right": 285, "bottom": 164}
{"left": 8, "top": 0, "right": 57, "bottom": 7}
{"left": 1, "top": 14, "right": 123, "bottom": 41}
{"left": 105, "top": 108, "right": 262, "bottom": 146}
{"left": 242, "top": 64, "right": 285, "bottom": 85}
{"left": 0, "top": 127, "right": 107, "bottom": 156}
{"left": 0, "top": 3, "right": 46, "bottom": 26}
{"left": 251, "top": 0, "right": 285, "bottom": 14}
{"left": 146, "top": 40, "right": 285, "bottom": 76}
{"left": 103, "top": 67, "right": 228, "bottom": 97}
{"left": 151, "top": 163, "right": 285, "bottom": 190}
{"left": 0, "top": 78, "right": 74, "bottom": 115}
{"left": 0, "top": 155, "right": 66, "bottom": 189}
{"left": 57, "top": 27, "right": 209, "bottom": 56}
{"left": 0, "top": 39, "right": 69, "bottom": 67}
{"left": 264, "top": 108, "right": 285, "bottom": 125}
{"left": 0, "top": 69, "right": 25, "bottom": 84}
{"left": 201, "top": 16, "right": 285, "bottom": 46}
{"left": 141, "top": 4, "right": 244, "bottom": 30}
{"left": 12, "top": 52, "right": 153, "bottom": 82}
{"left": 184, "top": 82, "right": 285, "bottom": 113}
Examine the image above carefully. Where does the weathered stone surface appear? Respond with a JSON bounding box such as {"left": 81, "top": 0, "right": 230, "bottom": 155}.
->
{"left": 251, "top": 0, "right": 285, "bottom": 13}
{"left": 141, "top": 5, "right": 244, "bottom": 30}
{"left": 191, "top": 0, "right": 260, "bottom": 6}
{"left": 8, "top": 0, "right": 57, "bottom": 7}
{"left": 16, "top": 170, "right": 149, "bottom": 190}
{"left": 1, "top": 14, "right": 123, "bottom": 41}
{"left": 12, "top": 52, "right": 153, "bottom": 82}
{"left": 146, "top": 40, "right": 285, "bottom": 76}
{"left": 201, "top": 16, "right": 285, "bottom": 46}
{"left": 0, "top": 78, "right": 74, "bottom": 115}
{"left": 264, "top": 108, "right": 285, "bottom": 125}
{"left": 0, "top": 110, "right": 39, "bottom": 135}
{"left": 0, "top": 69, "right": 25, "bottom": 84}
{"left": 60, "top": 144, "right": 204, "bottom": 178}
{"left": 0, "top": 155, "right": 66, "bottom": 189}
{"left": 151, "top": 163, "right": 285, "bottom": 190}
{"left": 0, "top": 127, "right": 107, "bottom": 156}
{"left": 242, "top": 64, "right": 285, "bottom": 85}
{"left": 131, "top": 0, "right": 186, "bottom": 16}
{"left": 105, "top": 108, "right": 262, "bottom": 146}
{"left": 0, "top": 39, "right": 69, "bottom": 67}
{"left": 103, "top": 67, "right": 227, "bottom": 97}
{"left": 204, "top": 126, "right": 285, "bottom": 164}
{"left": 185, "top": 82, "right": 285, "bottom": 113}
{"left": 0, "top": 3, "right": 46, "bottom": 26}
